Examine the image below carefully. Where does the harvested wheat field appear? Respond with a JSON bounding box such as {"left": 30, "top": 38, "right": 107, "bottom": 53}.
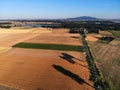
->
{"left": 0, "top": 48, "right": 94, "bottom": 90}
{"left": 0, "top": 28, "right": 94, "bottom": 90}
{"left": 85, "top": 35, "right": 98, "bottom": 42}
{"left": 25, "top": 28, "right": 83, "bottom": 46}
{"left": 0, "top": 28, "right": 51, "bottom": 47}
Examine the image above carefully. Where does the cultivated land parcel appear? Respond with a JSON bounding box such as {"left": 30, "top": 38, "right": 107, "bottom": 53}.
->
{"left": 86, "top": 31, "right": 120, "bottom": 90}
{"left": 0, "top": 28, "right": 94, "bottom": 90}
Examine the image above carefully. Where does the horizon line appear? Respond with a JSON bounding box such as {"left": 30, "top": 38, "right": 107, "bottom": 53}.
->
{"left": 0, "top": 16, "right": 120, "bottom": 20}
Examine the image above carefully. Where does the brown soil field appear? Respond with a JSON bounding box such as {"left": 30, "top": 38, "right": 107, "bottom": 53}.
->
{"left": 109, "top": 39, "right": 120, "bottom": 46}
{"left": 0, "top": 28, "right": 94, "bottom": 90}
{"left": 0, "top": 28, "right": 51, "bottom": 47}
{"left": 85, "top": 35, "right": 98, "bottom": 42}
{"left": 25, "top": 29, "right": 83, "bottom": 46}
{"left": 0, "top": 48, "right": 94, "bottom": 90}
{"left": 87, "top": 34, "right": 102, "bottom": 38}
{"left": 99, "top": 30, "right": 113, "bottom": 36}
{"left": 0, "top": 47, "right": 12, "bottom": 54}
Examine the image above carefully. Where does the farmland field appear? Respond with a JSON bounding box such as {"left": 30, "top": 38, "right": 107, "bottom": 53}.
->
{"left": 13, "top": 42, "right": 84, "bottom": 52}
{"left": 0, "top": 28, "right": 94, "bottom": 90}
{"left": 0, "top": 48, "right": 93, "bottom": 90}
{"left": 25, "top": 28, "right": 83, "bottom": 46}
{"left": 0, "top": 28, "right": 51, "bottom": 47}
{"left": 109, "top": 30, "right": 120, "bottom": 37}
{"left": 87, "top": 34, "right": 120, "bottom": 90}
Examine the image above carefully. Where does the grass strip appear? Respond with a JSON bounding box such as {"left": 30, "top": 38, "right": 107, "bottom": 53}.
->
{"left": 13, "top": 42, "right": 85, "bottom": 52}
{"left": 109, "top": 30, "right": 120, "bottom": 37}
{"left": 81, "top": 34, "right": 105, "bottom": 90}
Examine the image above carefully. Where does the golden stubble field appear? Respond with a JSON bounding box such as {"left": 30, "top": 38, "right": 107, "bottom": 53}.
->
{"left": 86, "top": 31, "right": 120, "bottom": 90}
{"left": 25, "top": 28, "right": 83, "bottom": 46}
{"left": 0, "top": 28, "right": 94, "bottom": 90}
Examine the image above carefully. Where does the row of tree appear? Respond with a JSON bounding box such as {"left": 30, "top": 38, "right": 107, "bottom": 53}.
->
{"left": 1, "top": 21, "right": 120, "bottom": 30}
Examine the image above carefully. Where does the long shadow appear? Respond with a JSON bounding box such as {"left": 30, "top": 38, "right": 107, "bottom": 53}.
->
{"left": 70, "top": 36, "right": 80, "bottom": 39}
{"left": 60, "top": 53, "right": 84, "bottom": 64}
{"left": 53, "top": 64, "right": 94, "bottom": 88}
{"left": 60, "top": 53, "right": 76, "bottom": 64}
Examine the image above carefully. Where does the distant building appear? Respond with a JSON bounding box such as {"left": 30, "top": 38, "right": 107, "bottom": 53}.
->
{"left": 79, "top": 27, "right": 99, "bottom": 34}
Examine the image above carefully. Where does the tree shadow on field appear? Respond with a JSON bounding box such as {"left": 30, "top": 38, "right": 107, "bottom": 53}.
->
{"left": 60, "top": 53, "right": 84, "bottom": 64}
{"left": 60, "top": 53, "right": 75, "bottom": 64}
{"left": 53, "top": 64, "right": 94, "bottom": 88}
{"left": 70, "top": 36, "right": 80, "bottom": 39}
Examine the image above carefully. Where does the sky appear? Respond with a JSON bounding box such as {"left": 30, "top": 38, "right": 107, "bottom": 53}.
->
{"left": 0, "top": 0, "right": 120, "bottom": 19}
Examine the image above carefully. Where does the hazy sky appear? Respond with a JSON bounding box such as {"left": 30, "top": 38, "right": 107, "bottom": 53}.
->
{"left": 0, "top": 0, "right": 120, "bottom": 19}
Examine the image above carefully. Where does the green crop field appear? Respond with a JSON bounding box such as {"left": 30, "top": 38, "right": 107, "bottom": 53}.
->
{"left": 13, "top": 42, "right": 85, "bottom": 52}
{"left": 109, "top": 30, "right": 120, "bottom": 37}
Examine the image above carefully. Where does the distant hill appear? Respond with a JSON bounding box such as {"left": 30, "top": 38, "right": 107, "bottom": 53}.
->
{"left": 65, "top": 16, "right": 120, "bottom": 23}
{"left": 66, "top": 16, "right": 103, "bottom": 21}
{"left": 0, "top": 16, "right": 120, "bottom": 23}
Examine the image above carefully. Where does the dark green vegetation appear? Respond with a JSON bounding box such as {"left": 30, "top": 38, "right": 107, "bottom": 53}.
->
{"left": 13, "top": 42, "right": 85, "bottom": 52}
{"left": 60, "top": 21, "right": 120, "bottom": 30}
{"left": 97, "top": 30, "right": 119, "bottom": 44}
{"left": 81, "top": 35, "right": 105, "bottom": 90}
{"left": 39, "top": 21, "right": 120, "bottom": 32}
{"left": 98, "top": 36, "right": 115, "bottom": 44}
{"left": 109, "top": 30, "right": 120, "bottom": 37}
{"left": 0, "top": 25, "right": 11, "bottom": 28}
{"left": 1, "top": 20, "right": 120, "bottom": 30}
{"left": 60, "top": 21, "right": 120, "bottom": 34}
{"left": 0, "top": 22, "right": 12, "bottom": 28}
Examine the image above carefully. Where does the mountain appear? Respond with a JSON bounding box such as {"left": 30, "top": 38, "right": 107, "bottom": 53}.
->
{"left": 1, "top": 16, "right": 120, "bottom": 23}
{"left": 66, "top": 16, "right": 103, "bottom": 21}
